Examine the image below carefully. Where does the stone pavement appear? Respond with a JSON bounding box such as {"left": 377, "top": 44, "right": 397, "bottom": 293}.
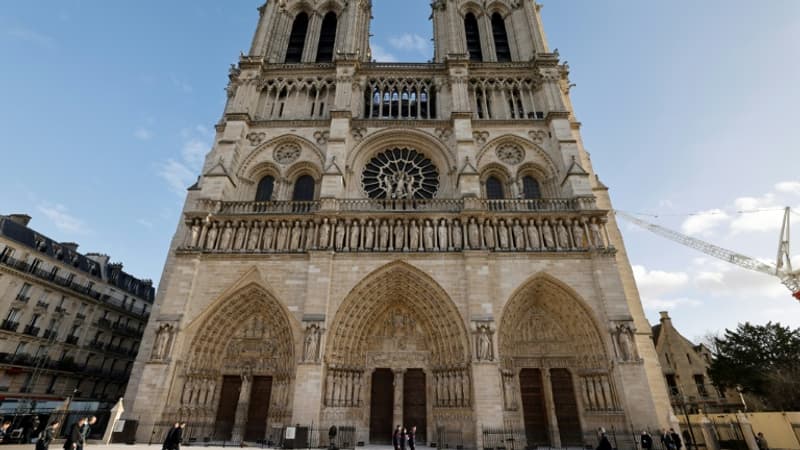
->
{"left": 0, "top": 445, "right": 420, "bottom": 450}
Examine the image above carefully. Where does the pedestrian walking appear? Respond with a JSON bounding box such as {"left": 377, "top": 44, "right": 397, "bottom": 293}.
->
{"left": 78, "top": 416, "right": 96, "bottom": 450}
{"left": 756, "top": 432, "right": 769, "bottom": 450}
{"left": 392, "top": 425, "right": 402, "bottom": 450}
{"left": 408, "top": 426, "right": 416, "bottom": 450}
{"left": 36, "top": 421, "right": 59, "bottom": 450}
{"left": 661, "top": 429, "right": 674, "bottom": 450}
{"left": 670, "top": 428, "right": 682, "bottom": 450}
{"left": 64, "top": 418, "right": 86, "bottom": 450}
{"left": 640, "top": 430, "right": 653, "bottom": 450}
{"left": 0, "top": 421, "right": 11, "bottom": 443}
{"left": 163, "top": 423, "right": 180, "bottom": 450}
{"left": 596, "top": 430, "right": 612, "bottom": 450}
{"left": 400, "top": 427, "right": 407, "bottom": 450}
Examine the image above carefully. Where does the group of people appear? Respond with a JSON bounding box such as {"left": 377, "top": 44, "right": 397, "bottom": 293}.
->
{"left": 391, "top": 425, "right": 417, "bottom": 450}
{"left": 162, "top": 422, "right": 187, "bottom": 450}
{"left": 62, "top": 416, "right": 97, "bottom": 450}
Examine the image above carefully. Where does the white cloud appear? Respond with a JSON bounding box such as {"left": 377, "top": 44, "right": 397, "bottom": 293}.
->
{"left": 775, "top": 181, "right": 800, "bottom": 196}
{"left": 641, "top": 296, "right": 703, "bottom": 311}
{"left": 389, "top": 33, "right": 431, "bottom": 57}
{"left": 37, "top": 203, "right": 87, "bottom": 234}
{"left": 134, "top": 128, "right": 153, "bottom": 141}
{"left": 136, "top": 219, "right": 154, "bottom": 229}
{"left": 157, "top": 127, "right": 211, "bottom": 196}
{"left": 632, "top": 265, "right": 689, "bottom": 298}
{"left": 730, "top": 193, "right": 785, "bottom": 234}
{"left": 7, "top": 27, "right": 56, "bottom": 49}
{"left": 681, "top": 209, "right": 730, "bottom": 236}
{"left": 370, "top": 44, "right": 397, "bottom": 62}
{"left": 691, "top": 259, "right": 786, "bottom": 300}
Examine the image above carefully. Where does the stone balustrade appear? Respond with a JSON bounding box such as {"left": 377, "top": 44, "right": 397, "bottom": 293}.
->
{"left": 179, "top": 202, "right": 612, "bottom": 255}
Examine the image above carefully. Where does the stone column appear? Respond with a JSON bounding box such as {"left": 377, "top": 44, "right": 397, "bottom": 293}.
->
{"left": 541, "top": 369, "right": 561, "bottom": 448}
{"left": 231, "top": 374, "right": 252, "bottom": 442}
{"left": 699, "top": 415, "right": 720, "bottom": 450}
{"left": 736, "top": 412, "right": 759, "bottom": 450}
{"left": 393, "top": 369, "right": 405, "bottom": 428}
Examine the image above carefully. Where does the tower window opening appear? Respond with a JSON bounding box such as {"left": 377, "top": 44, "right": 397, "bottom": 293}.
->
{"left": 286, "top": 12, "right": 309, "bottom": 63}
{"left": 292, "top": 175, "right": 316, "bottom": 202}
{"left": 522, "top": 176, "right": 542, "bottom": 199}
{"left": 256, "top": 176, "right": 275, "bottom": 202}
{"left": 486, "top": 176, "right": 505, "bottom": 199}
{"left": 316, "top": 12, "right": 337, "bottom": 63}
{"left": 492, "top": 13, "right": 512, "bottom": 62}
{"left": 464, "top": 13, "right": 483, "bottom": 62}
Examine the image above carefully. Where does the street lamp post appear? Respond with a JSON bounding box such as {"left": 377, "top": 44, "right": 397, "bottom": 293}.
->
{"left": 735, "top": 385, "right": 748, "bottom": 412}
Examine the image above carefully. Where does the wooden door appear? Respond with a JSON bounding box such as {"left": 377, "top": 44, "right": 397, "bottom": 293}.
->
{"left": 245, "top": 376, "right": 273, "bottom": 442}
{"left": 403, "top": 369, "right": 427, "bottom": 442}
{"left": 519, "top": 368, "right": 549, "bottom": 447}
{"left": 551, "top": 369, "right": 582, "bottom": 446}
{"left": 369, "top": 368, "right": 394, "bottom": 444}
{"left": 215, "top": 375, "right": 242, "bottom": 440}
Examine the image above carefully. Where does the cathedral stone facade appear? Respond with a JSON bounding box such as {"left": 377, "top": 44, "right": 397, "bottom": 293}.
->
{"left": 123, "top": 1, "right": 673, "bottom": 447}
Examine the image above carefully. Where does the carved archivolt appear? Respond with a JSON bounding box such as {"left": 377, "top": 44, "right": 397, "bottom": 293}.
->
{"left": 498, "top": 274, "right": 608, "bottom": 370}
{"left": 185, "top": 284, "right": 295, "bottom": 376}
{"left": 237, "top": 134, "right": 325, "bottom": 181}
{"left": 326, "top": 262, "right": 469, "bottom": 369}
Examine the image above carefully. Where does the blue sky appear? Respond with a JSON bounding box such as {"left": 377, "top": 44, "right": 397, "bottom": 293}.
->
{"left": 1, "top": 1, "right": 799, "bottom": 341}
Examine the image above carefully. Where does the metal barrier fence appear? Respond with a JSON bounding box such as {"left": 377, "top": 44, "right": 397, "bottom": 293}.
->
{"left": 148, "top": 422, "right": 356, "bottom": 449}
{"left": 434, "top": 425, "right": 465, "bottom": 449}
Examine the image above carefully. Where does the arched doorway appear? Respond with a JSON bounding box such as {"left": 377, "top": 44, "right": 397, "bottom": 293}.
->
{"left": 499, "top": 275, "right": 614, "bottom": 448}
{"left": 177, "top": 284, "right": 295, "bottom": 442}
{"left": 325, "top": 262, "right": 471, "bottom": 445}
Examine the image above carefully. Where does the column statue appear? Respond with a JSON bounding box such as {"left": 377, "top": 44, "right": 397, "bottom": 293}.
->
{"left": 364, "top": 219, "right": 375, "bottom": 250}
{"left": 290, "top": 220, "right": 303, "bottom": 251}
{"left": 394, "top": 219, "right": 406, "bottom": 250}
{"left": 409, "top": 219, "right": 420, "bottom": 251}
{"left": 437, "top": 219, "right": 449, "bottom": 251}
{"left": 483, "top": 220, "right": 496, "bottom": 249}
{"left": 467, "top": 218, "right": 480, "bottom": 249}
{"left": 276, "top": 221, "right": 289, "bottom": 251}
{"left": 262, "top": 221, "right": 275, "bottom": 251}
{"left": 451, "top": 219, "right": 463, "bottom": 250}
{"left": 378, "top": 220, "right": 390, "bottom": 251}
{"left": 542, "top": 219, "right": 555, "bottom": 249}
{"left": 189, "top": 219, "right": 201, "bottom": 248}
{"left": 556, "top": 219, "right": 571, "bottom": 250}
{"left": 590, "top": 218, "right": 605, "bottom": 248}
{"left": 476, "top": 325, "right": 493, "bottom": 361}
{"left": 334, "top": 219, "right": 346, "bottom": 250}
{"left": 497, "top": 219, "right": 510, "bottom": 249}
{"left": 349, "top": 219, "right": 361, "bottom": 251}
{"left": 512, "top": 219, "right": 525, "bottom": 250}
{"left": 318, "top": 218, "right": 331, "bottom": 250}
{"left": 205, "top": 222, "right": 219, "bottom": 250}
{"left": 246, "top": 221, "right": 261, "bottom": 250}
{"left": 233, "top": 221, "right": 247, "bottom": 250}
{"left": 527, "top": 219, "right": 540, "bottom": 250}
{"left": 219, "top": 221, "right": 234, "bottom": 250}
{"left": 572, "top": 219, "right": 586, "bottom": 249}
{"left": 423, "top": 219, "right": 435, "bottom": 251}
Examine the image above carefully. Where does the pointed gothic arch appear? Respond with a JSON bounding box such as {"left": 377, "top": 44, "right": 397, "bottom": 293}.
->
{"left": 498, "top": 273, "right": 608, "bottom": 368}
{"left": 286, "top": 12, "right": 310, "bottom": 63}
{"left": 326, "top": 261, "right": 469, "bottom": 368}
{"left": 464, "top": 12, "right": 483, "bottom": 62}
{"left": 316, "top": 12, "right": 338, "bottom": 63}
{"left": 491, "top": 12, "right": 512, "bottom": 62}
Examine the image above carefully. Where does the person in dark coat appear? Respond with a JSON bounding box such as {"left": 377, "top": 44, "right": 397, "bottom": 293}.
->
{"left": 640, "top": 431, "right": 653, "bottom": 450}
{"left": 36, "top": 421, "right": 59, "bottom": 450}
{"left": 661, "top": 429, "right": 674, "bottom": 450}
{"left": 596, "top": 431, "right": 612, "bottom": 450}
{"left": 392, "top": 426, "right": 401, "bottom": 450}
{"left": 0, "top": 421, "right": 11, "bottom": 443}
{"left": 64, "top": 418, "right": 86, "bottom": 450}
{"left": 78, "top": 416, "right": 96, "bottom": 450}
{"left": 173, "top": 423, "right": 186, "bottom": 450}
{"left": 408, "top": 426, "right": 416, "bottom": 450}
{"left": 400, "top": 428, "right": 407, "bottom": 450}
{"left": 670, "top": 428, "right": 682, "bottom": 450}
{"left": 163, "top": 423, "right": 180, "bottom": 450}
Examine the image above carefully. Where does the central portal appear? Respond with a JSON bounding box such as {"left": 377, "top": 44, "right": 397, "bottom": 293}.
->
{"left": 403, "top": 369, "right": 427, "bottom": 442}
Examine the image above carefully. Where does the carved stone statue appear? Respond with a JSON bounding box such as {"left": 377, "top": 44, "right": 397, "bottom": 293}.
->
{"left": 262, "top": 221, "right": 275, "bottom": 251}
{"left": 319, "top": 218, "right": 331, "bottom": 249}
{"left": 152, "top": 324, "right": 175, "bottom": 361}
{"left": 437, "top": 219, "right": 449, "bottom": 251}
{"left": 234, "top": 221, "right": 247, "bottom": 250}
{"left": 476, "top": 325, "right": 493, "bottom": 361}
{"left": 556, "top": 219, "right": 570, "bottom": 250}
{"left": 246, "top": 221, "right": 261, "bottom": 250}
{"left": 409, "top": 219, "right": 420, "bottom": 251}
{"left": 334, "top": 219, "right": 346, "bottom": 250}
{"left": 276, "top": 221, "right": 289, "bottom": 251}
{"left": 394, "top": 219, "right": 405, "bottom": 250}
{"left": 572, "top": 219, "right": 586, "bottom": 249}
{"left": 483, "top": 220, "right": 496, "bottom": 249}
{"left": 497, "top": 220, "right": 510, "bottom": 249}
{"left": 527, "top": 219, "right": 540, "bottom": 250}
{"left": 452, "top": 219, "right": 463, "bottom": 250}
{"left": 304, "top": 220, "right": 315, "bottom": 250}
{"left": 590, "top": 218, "right": 605, "bottom": 248}
{"left": 303, "top": 325, "right": 321, "bottom": 362}
{"left": 378, "top": 220, "right": 390, "bottom": 250}
{"left": 542, "top": 220, "right": 555, "bottom": 249}
{"left": 290, "top": 220, "right": 302, "bottom": 251}
{"left": 616, "top": 323, "right": 637, "bottom": 361}
{"left": 189, "top": 220, "right": 201, "bottom": 248}
{"left": 468, "top": 218, "right": 480, "bottom": 249}
{"left": 205, "top": 222, "right": 218, "bottom": 250}
{"left": 512, "top": 219, "right": 525, "bottom": 250}
{"left": 423, "top": 219, "right": 435, "bottom": 251}
{"left": 349, "top": 219, "right": 361, "bottom": 251}
{"left": 361, "top": 219, "right": 374, "bottom": 250}
{"left": 219, "top": 221, "right": 234, "bottom": 250}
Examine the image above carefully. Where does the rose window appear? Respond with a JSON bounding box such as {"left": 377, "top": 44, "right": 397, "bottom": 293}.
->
{"left": 362, "top": 148, "right": 440, "bottom": 199}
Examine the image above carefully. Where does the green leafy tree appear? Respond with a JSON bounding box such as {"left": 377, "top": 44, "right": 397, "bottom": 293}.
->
{"left": 709, "top": 322, "right": 800, "bottom": 410}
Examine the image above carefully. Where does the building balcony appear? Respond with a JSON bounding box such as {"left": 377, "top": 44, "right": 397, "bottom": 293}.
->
{"left": 1, "top": 320, "right": 20, "bottom": 332}
{"left": 23, "top": 325, "right": 40, "bottom": 337}
{"left": 35, "top": 300, "right": 50, "bottom": 310}
{"left": 87, "top": 340, "right": 106, "bottom": 351}
{"left": 65, "top": 335, "right": 79, "bottom": 345}
{"left": 75, "top": 313, "right": 86, "bottom": 320}
{"left": 54, "top": 306, "right": 67, "bottom": 314}
{"left": 42, "top": 329, "right": 57, "bottom": 340}
{"left": 14, "top": 294, "right": 30, "bottom": 303}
